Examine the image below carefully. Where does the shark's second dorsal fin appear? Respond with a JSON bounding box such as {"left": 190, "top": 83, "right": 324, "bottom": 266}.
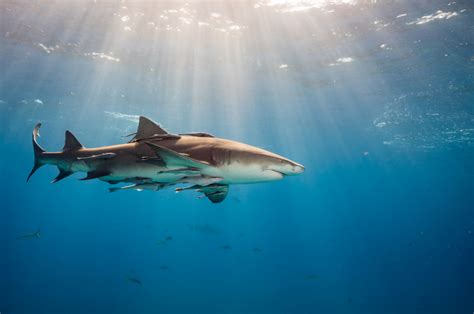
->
{"left": 63, "top": 131, "right": 84, "bottom": 151}
{"left": 134, "top": 116, "right": 168, "bottom": 141}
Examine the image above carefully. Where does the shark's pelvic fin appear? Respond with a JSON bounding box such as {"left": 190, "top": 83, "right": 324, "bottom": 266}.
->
{"left": 63, "top": 130, "right": 84, "bottom": 151}
{"left": 27, "top": 123, "right": 46, "bottom": 182}
{"left": 145, "top": 142, "right": 210, "bottom": 169}
{"left": 51, "top": 168, "right": 73, "bottom": 183}
{"left": 80, "top": 170, "right": 110, "bottom": 180}
{"left": 132, "top": 116, "right": 168, "bottom": 141}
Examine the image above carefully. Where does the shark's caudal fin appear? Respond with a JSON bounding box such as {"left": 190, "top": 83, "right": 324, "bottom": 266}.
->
{"left": 51, "top": 131, "right": 82, "bottom": 183}
{"left": 27, "top": 123, "right": 46, "bottom": 182}
{"left": 51, "top": 169, "right": 73, "bottom": 183}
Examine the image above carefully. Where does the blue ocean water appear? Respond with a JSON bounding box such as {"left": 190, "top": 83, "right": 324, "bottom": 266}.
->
{"left": 1, "top": 1, "right": 473, "bottom": 313}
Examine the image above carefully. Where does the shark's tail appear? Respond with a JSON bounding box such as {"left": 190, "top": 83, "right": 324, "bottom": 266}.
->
{"left": 109, "top": 187, "right": 121, "bottom": 193}
{"left": 27, "top": 123, "right": 46, "bottom": 182}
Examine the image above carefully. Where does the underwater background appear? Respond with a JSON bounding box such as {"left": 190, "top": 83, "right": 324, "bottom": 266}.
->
{"left": 1, "top": 0, "right": 473, "bottom": 313}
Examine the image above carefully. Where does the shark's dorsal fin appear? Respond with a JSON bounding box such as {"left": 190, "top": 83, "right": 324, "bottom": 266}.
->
{"left": 63, "top": 131, "right": 84, "bottom": 151}
{"left": 134, "top": 117, "right": 168, "bottom": 140}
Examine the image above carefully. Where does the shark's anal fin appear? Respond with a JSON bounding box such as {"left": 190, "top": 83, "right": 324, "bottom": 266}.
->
{"left": 63, "top": 130, "right": 84, "bottom": 151}
{"left": 80, "top": 170, "right": 110, "bottom": 180}
{"left": 51, "top": 168, "right": 73, "bottom": 183}
{"left": 145, "top": 142, "right": 210, "bottom": 169}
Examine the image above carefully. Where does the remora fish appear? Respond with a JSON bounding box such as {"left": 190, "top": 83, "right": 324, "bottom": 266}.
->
{"left": 27, "top": 116, "right": 304, "bottom": 203}
{"left": 109, "top": 182, "right": 166, "bottom": 193}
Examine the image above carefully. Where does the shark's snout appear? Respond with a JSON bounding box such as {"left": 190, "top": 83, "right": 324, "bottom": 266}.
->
{"left": 267, "top": 159, "right": 305, "bottom": 176}
{"left": 292, "top": 163, "right": 305, "bottom": 174}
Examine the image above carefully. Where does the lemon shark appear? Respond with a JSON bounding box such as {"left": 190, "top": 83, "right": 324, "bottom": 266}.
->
{"left": 27, "top": 116, "right": 304, "bottom": 203}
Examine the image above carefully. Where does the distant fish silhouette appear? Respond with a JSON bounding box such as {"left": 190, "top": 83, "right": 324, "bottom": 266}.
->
{"left": 17, "top": 229, "right": 41, "bottom": 240}
{"left": 219, "top": 245, "right": 231, "bottom": 250}
{"left": 187, "top": 224, "right": 220, "bottom": 235}
{"left": 159, "top": 265, "right": 169, "bottom": 270}
{"left": 252, "top": 248, "right": 263, "bottom": 253}
{"left": 127, "top": 276, "right": 142, "bottom": 286}
{"left": 156, "top": 235, "right": 173, "bottom": 246}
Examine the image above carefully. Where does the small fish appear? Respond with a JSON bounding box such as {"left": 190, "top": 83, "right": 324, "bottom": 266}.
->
{"left": 157, "top": 235, "right": 173, "bottom": 245}
{"left": 127, "top": 276, "right": 142, "bottom": 286}
{"left": 252, "top": 248, "right": 263, "bottom": 253}
{"left": 109, "top": 183, "right": 164, "bottom": 193}
{"left": 17, "top": 229, "right": 41, "bottom": 240}
{"left": 187, "top": 224, "right": 220, "bottom": 235}
{"left": 177, "top": 175, "right": 223, "bottom": 187}
{"left": 159, "top": 265, "right": 169, "bottom": 270}
{"left": 219, "top": 245, "right": 231, "bottom": 250}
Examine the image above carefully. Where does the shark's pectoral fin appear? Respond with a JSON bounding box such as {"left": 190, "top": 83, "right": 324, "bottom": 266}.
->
{"left": 80, "top": 170, "right": 110, "bottom": 180}
{"left": 51, "top": 168, "right": 73, "bottom": 183}
{"left": 145, "top": 142, "right": 210, "bottom": 169}
{"left": 198, "top": 184, "right": 229, "bottom": 203}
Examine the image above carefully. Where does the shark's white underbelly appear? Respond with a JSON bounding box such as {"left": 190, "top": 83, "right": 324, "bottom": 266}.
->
{"left": 74, "top": 158, "right": 283, "bottom": 185}
{"left": 201, "top": 163, "right": 283, "bottom": 184}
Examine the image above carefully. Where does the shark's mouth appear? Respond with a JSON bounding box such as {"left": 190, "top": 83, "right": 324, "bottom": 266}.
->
{"left": 270, "top": 169, "right": 286, "bottom": 176}
{"left": 265, "top": 169, "right": 286, "bottom": 178}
